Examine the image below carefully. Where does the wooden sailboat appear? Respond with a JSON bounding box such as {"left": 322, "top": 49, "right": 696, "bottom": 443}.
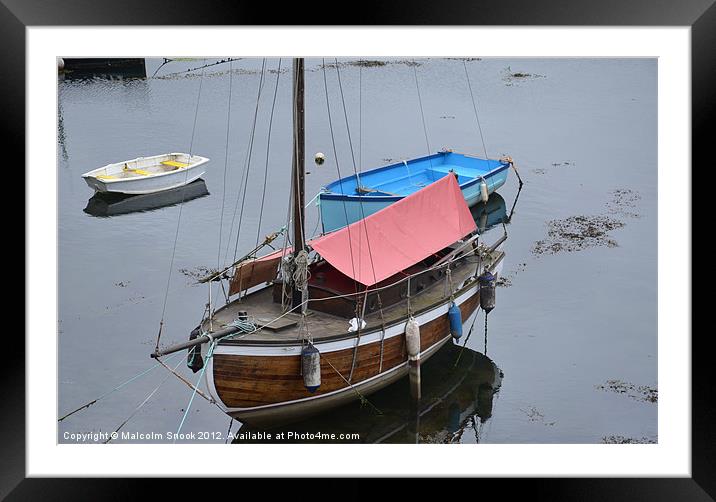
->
{"left": 152, "top": 58, "right": 508, "bottom": 428}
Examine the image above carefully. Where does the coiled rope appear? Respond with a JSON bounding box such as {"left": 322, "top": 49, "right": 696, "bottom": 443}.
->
{"left": 292, "top": 249, "right": 310, "bottom": 293}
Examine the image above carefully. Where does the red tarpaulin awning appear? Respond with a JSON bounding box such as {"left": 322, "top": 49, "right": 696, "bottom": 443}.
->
{"left": 310, "top": 174, "right": 476, "bottom": 286}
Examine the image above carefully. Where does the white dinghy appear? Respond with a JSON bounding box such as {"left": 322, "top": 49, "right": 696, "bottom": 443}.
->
{"left": 81, "top": 152, "right": 209, "bottom": 194}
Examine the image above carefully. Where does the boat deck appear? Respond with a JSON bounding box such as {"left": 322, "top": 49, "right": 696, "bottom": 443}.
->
{"left": 208, "top": 253, "right": 487, "bottom": 345}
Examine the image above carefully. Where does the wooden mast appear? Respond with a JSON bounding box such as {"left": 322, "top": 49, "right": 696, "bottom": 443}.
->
{"left": 291, "top": 57, "right": 306, "bottom": 309}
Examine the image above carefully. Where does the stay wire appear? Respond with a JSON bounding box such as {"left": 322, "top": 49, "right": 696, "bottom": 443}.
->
{"left": 254, "top": 58, "right": 283, "bottom": 248}
{"left": 412, "top": 59, "right": 435, "bottom": 181}
{"left": 155, "top": 61, "right": 206, "bottom": 352}
{"left": 462, "top": 60, "right": 489, "bottom": 160}
{"left": 215, "top": 59, "right": 235, "bottom": 304}
{"left": 321, "top": 58, "right": 359, "bottom": 294}
{"left": 334, "top": 58, "right": 379, "bottom": 288}
{"left": 229, "top": 58, "right": 268, "bottom": 264}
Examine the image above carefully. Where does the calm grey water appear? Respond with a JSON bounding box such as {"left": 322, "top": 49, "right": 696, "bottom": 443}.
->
{"left": 58, "top": 57, "right": 657, "bottom": 444}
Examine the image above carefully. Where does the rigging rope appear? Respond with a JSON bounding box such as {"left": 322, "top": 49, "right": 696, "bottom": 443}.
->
{"left": 359, "top": 61, "right": 363, "bottom": 174}
{"left": 334, "top": 58, "right": 379, "bottom": 287}
{"left": 215, "top": 59, "right": 235, "bottom": 309}
{"left": 321, "top": 58, "right": 359, "bottom": 295}
{"left": 228, "top": 58, "right": 267, "bottom": 265}
{"left": 462, "top": 60, "right": 489, "bottom": 161}
{"left": 412, "top": 59, "right": 436, "bottom": 181}
{"left": 254, "top": 58, "right": 282, "bottom": 249}
{"left": 155, "top": 61, "right": 206, "bottom": 353}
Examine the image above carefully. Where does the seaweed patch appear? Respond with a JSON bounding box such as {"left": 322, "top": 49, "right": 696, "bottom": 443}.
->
{"left": 606, "top": 188, "right": 642, "bottom": 218}
{"left": 497, "top": 262, "right": 526, "bottom": 287}
{"left": 502, "top": 66, "right": 546, "bottom": 86}
{"left": 319, "top": 59, "right": 421, "bottom": 70}
{"left": 597, "top": 379, "right": 658, "bottom": 403}
{"left": 519, "top": 405, "right": 556, "bottom": 426}
{"left": 532, "top": 215, "right": 625, "bottom": 256}
{"left": 180, "top": 265, "right": 220, "bottom": 284}
{"left": 496, "top": 277, "right": 512, "bottom": 287}
{"left": 602, "top": 435, "right": 657, "bottom": 444}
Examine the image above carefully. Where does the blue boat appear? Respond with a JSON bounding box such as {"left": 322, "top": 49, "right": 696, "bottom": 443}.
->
{"left": 318, "top": 151, "right": 511, "bottom": 233}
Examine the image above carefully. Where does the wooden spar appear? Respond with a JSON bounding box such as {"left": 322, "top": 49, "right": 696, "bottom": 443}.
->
{"left": 155, "top": 356, "right": 215, "bottom": 403}
{"left": 151, "top": 324, "right": 241, "bottom": 358}
{"left": 291, "top": 57, "right": 306, "bottom": 309}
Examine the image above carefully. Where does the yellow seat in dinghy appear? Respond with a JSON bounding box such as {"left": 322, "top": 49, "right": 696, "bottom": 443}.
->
{"left": 161, "top": 160, "right": 189, "bottom": 169}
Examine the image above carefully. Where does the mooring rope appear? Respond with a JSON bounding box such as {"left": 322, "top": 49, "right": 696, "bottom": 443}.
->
{"left": 174, "top": 340, "right": 217, "bottom": 442}
{"left": 454, "top": 308, "right": 482, "bottom": 368}
{"left": 322, "top": 354, "right": 382, "bottom": 415}
{"left": 58, "top": 351, "right": 183, "bottom": 422}
{"left": 225, "top": 417, "right": 234, "bottom": 444}
{"left": 103, "top": 357, "right": 184, "bottom": 444}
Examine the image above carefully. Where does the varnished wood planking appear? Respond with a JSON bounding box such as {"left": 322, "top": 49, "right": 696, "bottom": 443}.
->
{"left": 229, "top": 257, "right": 281, "bottom": 296}
{"left": 213, "top": 289, "right": 481, "bottom": 408}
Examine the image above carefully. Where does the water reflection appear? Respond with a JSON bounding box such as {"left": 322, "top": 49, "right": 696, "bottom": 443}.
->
{"left": 83, "top": 179, "right": 209, "bottom": 217}
{"left": 234, "top": 342, "right": 502, "bottom": 443}
{"left": 62, "top": 58, "right": 147, "bottom": 80}
{"left": 471, "top": 192, "right": 507, "bottom": 233}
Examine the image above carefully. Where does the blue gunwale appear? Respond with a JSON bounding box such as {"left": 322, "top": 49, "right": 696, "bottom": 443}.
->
{"left": 319, "top": 151, "right": 510, "bottom": 202}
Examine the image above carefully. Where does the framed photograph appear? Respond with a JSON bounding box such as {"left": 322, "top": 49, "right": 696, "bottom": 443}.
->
{"left": 7, "top": 0, "right": 706, "bottom": 498}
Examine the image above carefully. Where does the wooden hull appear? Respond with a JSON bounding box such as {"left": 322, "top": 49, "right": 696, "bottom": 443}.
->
{"left": 206, "top": 285, "right": 482, "bottom": 427}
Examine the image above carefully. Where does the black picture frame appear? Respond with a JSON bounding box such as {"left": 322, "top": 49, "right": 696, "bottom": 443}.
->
{"left": 5, "top": 1, "right": 706, "bottom": 499}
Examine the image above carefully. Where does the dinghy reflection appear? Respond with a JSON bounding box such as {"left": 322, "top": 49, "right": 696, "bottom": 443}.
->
{"left": 83, "top": 179, "right": 209, "bottom": 217}
{"left": 470, "top": 192, "right": 507, "bottom": 234}
{"left": 233, "top": 340, "right": 502, "bottom": 444}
